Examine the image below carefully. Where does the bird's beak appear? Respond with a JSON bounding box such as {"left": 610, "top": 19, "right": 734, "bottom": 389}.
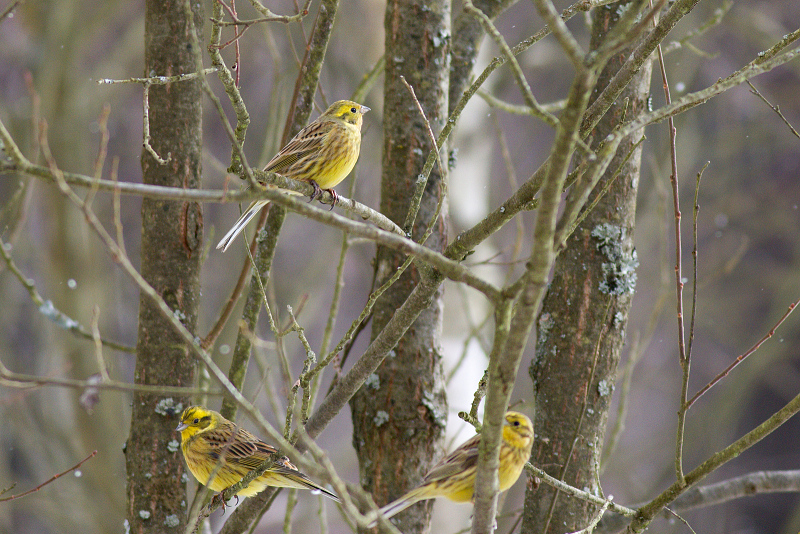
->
{"left": 361, "top": 105, "right": 371, "bottom": 114}
{"left": 175, "top": 422, "right": 188, "bottom": 432}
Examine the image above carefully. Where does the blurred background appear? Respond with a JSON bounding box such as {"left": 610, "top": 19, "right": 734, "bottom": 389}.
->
{"left": 1, "top": 0, "right": 799, "bottom": 533}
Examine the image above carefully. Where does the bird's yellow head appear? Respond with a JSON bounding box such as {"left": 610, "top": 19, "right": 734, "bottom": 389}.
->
{"left": 322, "top": 100, "right": 370, "bottom": 127}
{"left": 502, "top": 411, "right": 534, "bottom": 450}
{"left": 176, "top": 406, "right": 218, "bottom": 442}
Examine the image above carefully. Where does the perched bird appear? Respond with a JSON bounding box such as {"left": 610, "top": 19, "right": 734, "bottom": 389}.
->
{"left": 371, "top": 411, "right": 533, "bottom": 526}
{"left": 217, "top": 100, "right": 370, "bottom": 251}
{"left": 176, "top": 406, "right": 339, "bottom": 501}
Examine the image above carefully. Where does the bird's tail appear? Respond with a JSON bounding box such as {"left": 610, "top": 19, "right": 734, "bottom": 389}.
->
{"left": 216, "top": 200, "right": 269, "bottom": 252}
{"left": 298, "top": 478, "right": 341, "bottom": 503}
{"left": 368, "top": 487, "right": 426, "bottom": 527}
{"left": 275, "top": 469, "right": 340, "bottom": 502}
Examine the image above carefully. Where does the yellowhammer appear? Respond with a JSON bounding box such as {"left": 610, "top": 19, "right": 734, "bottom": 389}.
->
{"left": 217, "top": 99, "right": 370, "bottom": 251}
{"left": 371, "top": 411, "right": 533, "bottom": 525}
{"left": 176, "top": 406, "right": 338, "bottom": 501}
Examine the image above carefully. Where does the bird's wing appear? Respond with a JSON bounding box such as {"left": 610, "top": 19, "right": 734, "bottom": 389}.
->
{"left": 421, "top": 433, "right": 480, "bottom": 483}
{"left": 197, "top": 421, "right": 240, "bottom": 453}
{"left": 217, "top": 427, "right": 281, "bottom": 470}
{"left": 224, "top": 427, "right": 340, "bottom": 501}
{"left": 223, "top": 427, "right": 311, "bottom": 481}
{"left": 264, "top": 120, "right": 334, "bottom": 174}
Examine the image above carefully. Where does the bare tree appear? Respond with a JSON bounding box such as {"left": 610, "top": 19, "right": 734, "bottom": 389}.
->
{"left": 1, "top": 1, "right": 800, "bottom": 534}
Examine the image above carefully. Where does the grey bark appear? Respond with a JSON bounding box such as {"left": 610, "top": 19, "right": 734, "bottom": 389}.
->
{"left": 350, "top": 0, "right": 451, "bottom": 532}
{"left": 523, "top": 2, "right": 652, "bottom": 532}
{"left": 125, "top": 1, "right": 204, "bottom": 532}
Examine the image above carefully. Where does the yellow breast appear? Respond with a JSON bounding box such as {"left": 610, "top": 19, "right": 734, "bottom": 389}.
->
{"left": 312, "top": 125, "right": 361, "bottom": 189}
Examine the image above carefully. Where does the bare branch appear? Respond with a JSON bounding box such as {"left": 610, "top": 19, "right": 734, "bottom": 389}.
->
{"left": 0, "top": 238, "right": 135, "bottom": 353}
{"left": 1, "top": 0, "right": 22, "bottom": 22}
{"left": 599, "top": 470, "right": 800, "bottom": 533}
{"left": 96, "top": 69, "right": 218, "bottom": 85}
{"left": 0, "top": 451, "right": 98, "bottom": 502}
{"left": 747, "top": 80, "right": 800, "bottom": 139}
{"left": 463, "top": 0, "right": 558, "bottom": 128}
{"left": 628, "top": 390, "right": 800, "bottom": 532}
{"left": 687, "top": 297, "right": 800, "bottom": 408}
{"left": 525, "top": 464, "right": 635, "bottom": 518}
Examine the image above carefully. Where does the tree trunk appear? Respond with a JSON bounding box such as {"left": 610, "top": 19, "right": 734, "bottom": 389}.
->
{"left": 350, "top": 0, "right": 450, "bottom": 532}
{"left": 125, "top": 1, "right": 204, "bottom": 532}
{"left": 524, "top": 2, "right": 652, "bottom": 532}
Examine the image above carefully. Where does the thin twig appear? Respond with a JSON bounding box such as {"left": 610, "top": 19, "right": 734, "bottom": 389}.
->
{"left": 0, "top": 450, "right": 98, "bottom": 502}
{"left": 399, "top": 76, "right": 448, "bottom": 234}
{"left": 526, "top": 464, "right": 635, "bottom": 518}
{"left": 646, "top": 0, "right": 690, "bottom": 486}
{"left": 492, "top": 114, "right": 525, "bottom": 288}
{"left": 200, "top": 207, "right": 267, "bottom": 350}
{"left": 318, "top": 252, "right": 414, "bottom": 386}
{"left": 687, "top": 297, "right": 800, "bottom": 408}
{"left": 1, "top": 0, "right": 22, "bottom": 21}
{"left": 746, "top": 80, "right": 800, "bottom": 139}
{"left": 86, "top": 104, "right": 111, "bottom": 208}
{"left": 110, "top": 157, "right": 127, "bottom": 257}
{"left": 462, "top": 368, "right": 488, "bottom": 427}
{"left": 463, "top": 0, "right": 558, "bottom": 129}
{"left": 629, "top": 388, "right": 800, "bottom": 532}
{"left": 96, "top": 69, "right": 218, "bottom": 85}
{"left": 598, "top": 469, "right": 800, "bottom": 532}
{"left": 446, "top": 286, "right": 492, "bottom": 385}
{"left": 89, "top": 306, "right": 110, "bottom": 382}
{"left": 142, "top": 81, "right": 171, "bottom": 164}
{"left": 531, "top": 0, "right": 585, "bottom": 69}
{"left": 0, "top": 238, "right": 136, "bottom": 353}
{"left": 210, "top": 13, "right": 303, "bottom": 27}
{"left": 687, "top": 163, "right": 709, "bottom": 366}
{"left": 567, "top": 496, "right": 613, "bottom": 534}
{"left": 0, "top": 356, "right": 222, "bottom": 396}
{"left": 478, "top": 89, "right": 566, "bottom": 115}
{"left": 618, "top": 30, "right": 800, "bottom": 139}
{"left": 246, "top": 0, "right": 311, "bottom": 19}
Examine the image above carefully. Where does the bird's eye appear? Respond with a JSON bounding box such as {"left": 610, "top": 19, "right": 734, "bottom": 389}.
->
{"left": 193, "top": 418, "right": 199, "bottom": 424}
{"left": 512, "top": 420, "right": 520, "bottom": 426}
{"left": 350, "top": 107, "right": 357, "bottom": 113}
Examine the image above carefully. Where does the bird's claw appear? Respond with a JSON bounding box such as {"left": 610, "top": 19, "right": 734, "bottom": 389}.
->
{"left": 208, "top": 492, "right": 226, "bottom": 513}
{"left": 307, "top": 180, "right": 323, "bottom": 203}
{"left": 307, "top": 180, "right": 338, "bottom": 210}
{"left": 209, "top": 491, "right": 239, "bottom": 514}
{"left": 327, "top": 189, "right": 338, "bottom": 210}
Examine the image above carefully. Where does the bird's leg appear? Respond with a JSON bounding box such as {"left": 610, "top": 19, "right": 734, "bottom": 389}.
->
{"left": 325, "top": 188, "right": 339, "bottom": 210}
{"left": 209, "top": 492, "right": 227, "bottom": 513}
{"left": 307, "top": 180, "right": 338, "bottom": 210}
{"left": 307, "top": 180, "right": 324, "bottom": 203}
{"left": 209, "top": 491, "right": 239, "bottom": 513}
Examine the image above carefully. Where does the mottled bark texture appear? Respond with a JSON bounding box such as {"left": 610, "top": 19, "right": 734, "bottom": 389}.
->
{"left": 523, "top": 3, "right": 651, "bottom": 532}
{"left": 350, "top": 0, "right": 450, "bottom": 532}
{"left": 125, "top": 1, "right": 204, "bottom": 532}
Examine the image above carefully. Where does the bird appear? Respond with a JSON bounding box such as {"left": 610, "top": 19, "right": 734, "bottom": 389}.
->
{"left": 370, "top": 411, "right": 533, "bottom": 526}
{"left": 175, "top": 406, "right": 339, "bottom": 501}
{"left": 216, "top": 100, "right": 370, "bottom": 252}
